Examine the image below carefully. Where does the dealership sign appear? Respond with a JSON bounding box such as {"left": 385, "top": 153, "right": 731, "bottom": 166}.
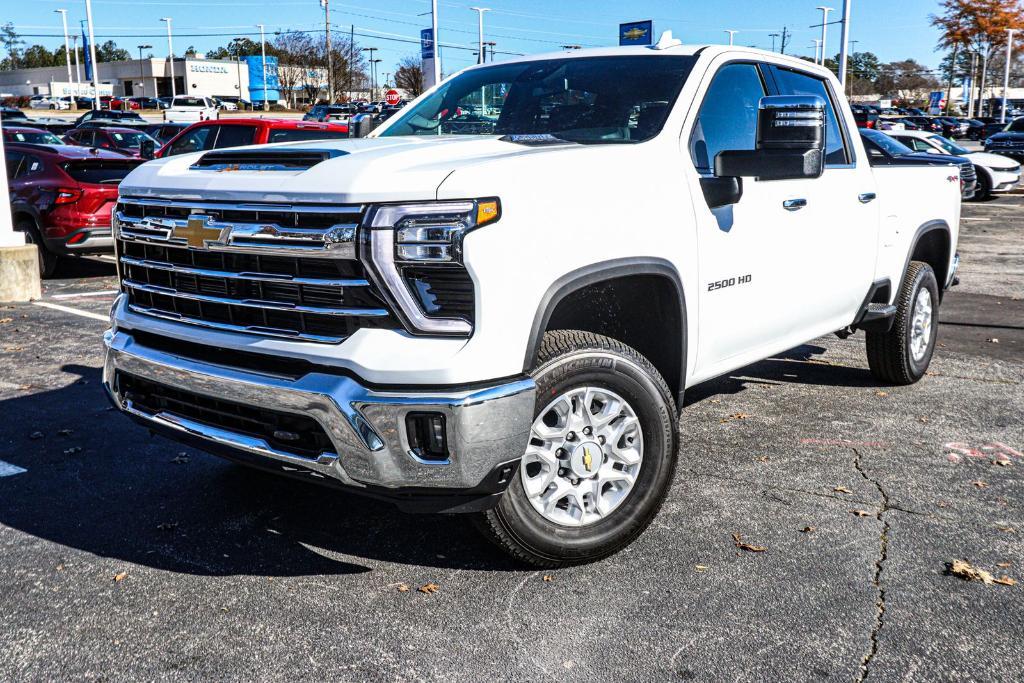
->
{"left": 189, "top": 63, "right": 230, "bottom": 74}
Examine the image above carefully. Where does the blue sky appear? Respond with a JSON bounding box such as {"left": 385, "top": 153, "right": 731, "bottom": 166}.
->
{"left": 9, "top": 0, "right": 948, "bottom": 76}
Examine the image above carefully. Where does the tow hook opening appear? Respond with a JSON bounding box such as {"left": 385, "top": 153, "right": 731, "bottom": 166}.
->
{"left": 406, "top": 412, "right": 450, "bottom": 463}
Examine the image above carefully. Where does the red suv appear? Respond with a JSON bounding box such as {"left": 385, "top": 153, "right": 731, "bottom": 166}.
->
{"left": 158, "top": 118, "right": 349, "bottom": 157}
{"left": 6, "top": 143, "right": 144, "bottom": 276}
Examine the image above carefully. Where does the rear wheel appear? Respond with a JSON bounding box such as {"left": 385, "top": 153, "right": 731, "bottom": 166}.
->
{"left": 476, "top": 330, "right": 678, "bottom": 567}
{"left": 866, "top": 261, "right": 939, "bottom": 385}
{"left": 16, "top": 218, "right": 58, "bottom": 278}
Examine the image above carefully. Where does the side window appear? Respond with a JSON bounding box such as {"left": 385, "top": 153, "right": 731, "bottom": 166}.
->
{"left": 18, "top": 155, "right": 42, "bottom": 178}
{"left": 772, "top": 67, "right": 850, "bottom": 166}
{"left": 168, "top": 126, "right": 214, "bottom": 156}
{"left": 5, "top": 151, "right": 24, "bottom": 178}
{"left": 77, "top": 130, "right": 94, "bottom": 146}
{"left": 689, "top": 63, "right": 766, "bottom": 174}
{"left": 212, "top": 125, "right": 258, "bottom": 148}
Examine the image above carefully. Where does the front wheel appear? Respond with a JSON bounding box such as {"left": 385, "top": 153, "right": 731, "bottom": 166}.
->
{"left": 476, "top": 330, "right": 678, "bottom": 567}
{"left": 866, "top": 261, "right": 939, "bottom": 385}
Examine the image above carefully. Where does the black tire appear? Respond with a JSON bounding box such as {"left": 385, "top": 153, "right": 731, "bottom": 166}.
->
{"left": 476, "top": 330, "right": 678, "bottom": 567}
{"left": 972, "top": 170, "right": 992, "bottom": 201}
{"left": 16, "top": 218, "right": 59, "bottom": 278}
{"left": 866, "top": 261, "right": 939, "bottom": 385}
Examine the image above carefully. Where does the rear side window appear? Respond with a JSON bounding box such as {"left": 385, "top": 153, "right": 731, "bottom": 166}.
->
{"left": 268, "top": 129, "right": 349, "bottom": 143}
{"left": 168, "top": 126, "right": 215, "bottom": 156}
{"left": 19, "top": 155, "right": 43, "bottom": 178}
{"left": 63, "top": 160, "right": 141, "bottom": 184}
{"left": 772, "top": 67, "right": 851, "bottom": 166}
{"left": 5, "top": 151, "right": 24, "bottom": 178}
{"left": 213, "top": 125, "right": 258, "bottom": 148}
{"left": 690, "top": 63, "right": 766, "bottom": 174}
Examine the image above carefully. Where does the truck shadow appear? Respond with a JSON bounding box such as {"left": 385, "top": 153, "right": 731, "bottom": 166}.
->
{"left": 0, "top": 364, "right": 518, "bottom": 578}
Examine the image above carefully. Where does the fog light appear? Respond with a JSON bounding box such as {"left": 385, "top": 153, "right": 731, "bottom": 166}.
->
{"left": 406, "top": 412, "right": 449, "bottom": 463}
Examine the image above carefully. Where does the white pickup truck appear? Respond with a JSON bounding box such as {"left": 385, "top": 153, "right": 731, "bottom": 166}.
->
{"left": 104, "top": 38, "right": 961, "bottom": 566}
{"left": 163, "top": 96, "right": 218, "bottom": 123}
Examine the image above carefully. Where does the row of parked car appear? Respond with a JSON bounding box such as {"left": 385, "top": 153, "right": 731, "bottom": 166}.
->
{"left": 849, "top": 104, "right": 1015, "bottom": 141}
{"left": 26, "top": 94, "right": 250, "bottom": 112}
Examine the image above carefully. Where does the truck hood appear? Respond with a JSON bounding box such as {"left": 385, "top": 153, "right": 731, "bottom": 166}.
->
{"left": 118, "top": 135, "right": 588, "bottom": 204}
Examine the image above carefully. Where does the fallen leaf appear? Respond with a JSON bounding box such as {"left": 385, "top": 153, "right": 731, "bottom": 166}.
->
{"left": 63, "top": 447, "right": 82, "bottom": 455}
{"left": 732, "top": 533, "right": 767, "bottom": 553}
{"left": 987, "top": 338, "right": 1000, "bottom": 344}
{"left": 0, "top": 318, "right": 12, "bottom": 324}
{"left": 694, "top": 565, "right": 709, "bottom": 572}
{"left": 875, "top": 391, "right": 888, "bottom": 397}
{"left": 993, "top": 459, "right": 1012, "bottom": 467}
{"left": 851, "top": 509, "right": 872, "bottom": 517}
{"left": 396, "top": 583, "right": 410, "bottom": 593}
{"left": 156, "top": 522, "right": 178, "bottom": 531}
{"left": 833, "top": 486, "right": 853, "bottom": 494}
{"left": 543, "top": 575, "right": 554, "bottom": 582}
{"left": 709, "top": 399, "right": 721, "bottom": 405}
{"left": 29, "top": 431, "right": 43, "bottom": 440}
{"left": 996, "top": 525, "right": 1016, "bottom": 533}
{"left": 58, "top": 429, "right": 73, "bottom": 436}
{"left": 757, "top": 455, "right": 770, "bottom": 463}
{"left": 418, "top": 582, "right": 440, "bottom": 594}
{"left": 972, "top": 480, "right": 989, "bottom": 489}
{"left": 994, "top": 576, "right": 1017, "bottom": 586}
{"left": 997, "top": 562, "right": 1012, "bottom": 568}
{"left": 919, "top": 416, "right": 929, "bottom": 423}
{"left": 56, "top": 563, "right": 65, "bottom": 572}
{"left": 948, "top": 559, "right": 994, "bottom": 585}
{"left": 113, "top": 572, "right": 128, "bottom": 582}
{"left": 800, "top": 526, "right": 816, "bottom": 533}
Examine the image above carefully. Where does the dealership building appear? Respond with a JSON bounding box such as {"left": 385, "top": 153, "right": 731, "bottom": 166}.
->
{"left": 0, "top": 55, "right": 276, "bottom": 103}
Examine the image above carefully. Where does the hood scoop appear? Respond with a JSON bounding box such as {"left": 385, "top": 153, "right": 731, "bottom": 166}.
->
{"left": 191, "top": 148, "right": 348, "bottom": 172}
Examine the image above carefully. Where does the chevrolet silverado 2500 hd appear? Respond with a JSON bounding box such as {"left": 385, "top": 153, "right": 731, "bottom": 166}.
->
{"left": 104, "top": 39, "right": 961, "bottom": 567}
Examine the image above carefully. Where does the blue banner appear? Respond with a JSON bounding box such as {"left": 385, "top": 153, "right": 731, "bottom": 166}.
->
{"left": 961, "top": 77, "right": 971, "bottom": 104}
{"left": 82, "top": 25, "right": 93, "bottom": 81}
{"left": 421, "top": 29, "right": 434, "bottom": 60}
{"left": 619, "top": 20, "right": 653, "bottom": 46}
{"left": 245, "top": 55, "right": 281, "bottom": 103}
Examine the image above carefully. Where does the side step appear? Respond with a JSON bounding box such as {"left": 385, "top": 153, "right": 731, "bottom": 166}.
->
{"left": 861, "top": 302, "right": 896, "bottom": 323}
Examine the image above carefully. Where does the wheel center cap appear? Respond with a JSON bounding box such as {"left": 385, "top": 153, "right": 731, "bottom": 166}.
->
{"left": 569, "top": 441, "right": 603, "bottom": 479}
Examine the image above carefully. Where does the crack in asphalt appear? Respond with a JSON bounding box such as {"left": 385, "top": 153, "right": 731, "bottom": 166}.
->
{"left": 852, "top": 447, "right": 890, "bottom": 683}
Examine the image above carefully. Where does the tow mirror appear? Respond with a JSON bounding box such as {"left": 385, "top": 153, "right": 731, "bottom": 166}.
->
{"left": 715, "top": 95, "right": 826, "bottom": 182}
{"left": 348, "top": 112, "right": 378, "bottom": 138}
{"left": 139, "top": 139, "right": 156, "bottom": 160}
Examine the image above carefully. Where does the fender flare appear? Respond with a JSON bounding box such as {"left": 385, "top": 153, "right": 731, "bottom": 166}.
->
{"left": 900, "top": 219, "right": 953, "bottom": 291}
{"left": 522, "top": 257, "right": 688, "bottom": 403}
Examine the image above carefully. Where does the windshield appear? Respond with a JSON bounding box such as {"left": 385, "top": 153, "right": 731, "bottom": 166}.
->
{"left": 1007, "top": 118, "right": 1024, "bottom": 132}
{"left": 380, "top": 55, "right": 697, "bottom": 144}
{"left": 862, "top": 129, "right": 915, "bottom": 156}
{"left": 928, "top": 134, "right": 968, "bottom": 155}
{"left": 6, "top": 130, "right": 63, "bottom": 144}
{"left": 109, "top": 131, "right": 152, "bottom": 148}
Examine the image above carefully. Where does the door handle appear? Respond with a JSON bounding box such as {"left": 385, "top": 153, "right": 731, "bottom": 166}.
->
{"left": 858, "top": 192, "right": 877, "bottom": 203}
{"left": 783, "top": 198, "right": 807, "bottom": 211}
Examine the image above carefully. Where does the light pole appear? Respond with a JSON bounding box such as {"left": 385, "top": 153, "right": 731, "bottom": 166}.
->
{"left": 257, "top": 23, "right": 268, "bottom": 111}
{"left": 137, "top": 44, "right": 151, "bottom": 98}
{"left": 320, "top": 0, "right": 333, "bottom": 103}
{"left": 84, "top": 0, "right": 100, "bottom": 109}
{"left": 1002, "top": 29, "right": 1017, "bottom": 123}
{"left": 724, "top": 30, "right": 737, "bottom": 46}
{"left": 362, "top": 47, "right": 378, "bottom": 100}
{"left": 484, "top": 41, "right": 496, "bottom": 62}
{"left": 470, "top": 7, "right": 491, "bottom": 65}
{"left": 769, "top": 33, "right": 780, "bottom": 52}
{"left": 71, "top": 35, "right": 81, "bottom": 86}
{"left": 160, "top": 17, "right": 175, "bottom": 98}
{"left": 811, "top": 39, "right": 822, "bottom": 64}
{"left": 837, "top": 0, "right": 852, "bottom": 85}
{"left": 371, "top": 59, "right": 382, "bottom": 100}
{"left": 815, "top": 6, "right": 833, "bottom": 68}
{"left": 54, "top": 10, "right": 73, "bottom": 86}
{"left": 430, "top": 0, "right": 440, "bottom": 85}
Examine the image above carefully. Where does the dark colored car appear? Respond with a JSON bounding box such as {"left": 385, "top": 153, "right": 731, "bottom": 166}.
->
{"left": 144, "top": 122, "right": 190, "bottom": 144}
{"left": 860, "top": 128, "right": 977, "bottom": 199}
{"left": 303, "top": 104, "right": 357, "bottom": 122}
{"left": 934, "top": 116, "right": 969, "bottom": 138}
{"left": 3, "top": 125, "right": 66, "bottom": 145}
{"left": 902, "top": 116, "right": 943, "bottom": 134}
{"left": 158, "top": 118, "right": 349, "bottom": 157}
{"left": 64, "top": 126, "right": 160, "bottom": 158}
{"left": 958, "top": 118, "right": 988, "bottom": 140}
{"left": 984, "top": 117, "right": 1024, "bottom": 160}
{"left": 74, "top": 109, "right": 146, "bottom": 127}
{"left": 6, "top": 143, "right": 144, "bottom": 276}
{"left": 0, "top": 106, "right": 29, "bottom": 122}
{"left": 850, "top": 104, "right": 878, "bottom": 129}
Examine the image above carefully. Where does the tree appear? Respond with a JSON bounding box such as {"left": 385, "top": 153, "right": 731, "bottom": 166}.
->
{"left": 95, "top": 40, "right": 130, "bottom": 62}
{"left": 875, "top": 59, "right": 941, "bottom": 103}
{"left": 1, "top": 22, "right": 25, "bottom": 70}
{"left": 394, "top": 55, "right": 424, "bottom": 96}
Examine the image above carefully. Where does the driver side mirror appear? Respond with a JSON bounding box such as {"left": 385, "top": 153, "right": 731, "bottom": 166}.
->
{"left": 715, "top": 95, "right": 827, "bottom": 182}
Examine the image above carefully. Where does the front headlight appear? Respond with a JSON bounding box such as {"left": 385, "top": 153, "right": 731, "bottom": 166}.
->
{"left": 364, "top": 199, "right": 501, "bottom": 335}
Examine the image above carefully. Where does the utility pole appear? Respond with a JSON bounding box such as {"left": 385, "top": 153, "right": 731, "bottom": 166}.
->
{"left": 837, "top": 0, "right": 852, "bottom": 85}
{"left": 484, "top": 41, "right": 496, "bottom": 62}
{"left": 470, "top": 7, "right": 490, "bottom": 65}
{"left": 724, "top": 30, "right": 737, "bottom": 46}
{"left": 160, "top": 17, "right": 175, "bottom": 97}
{"left": 137, "top": 44, "right": 151, "bottom": 97}
{"left": 362, "top": 47, "right": 378, "bottom": 100}
{"left": 780, "top": 26, "right": 790, "bottom": 54}
{"left": 815, "top": 7, "right": 833, "bottom": 67}
{"left": 349, "top": 24, "right": 354, "bottom": 102}
{"left": 1002, "top": 29, "right": 1016, "bottom": 123}
{"left": 257, "top": 23, "right": 268, "bottom": 111}
{"left": 84, "top": 0, "right": 100, "bottom": 109}
{"left": 980, "top": 50, "right": 990, "bottom": 117}
{"left": 55, "top": 10, "right": 73, "bottom": 86}
{"left": 321, "top": 0, "right": 333, "bottom": 103}
{"left": 431, "top": 0, "right": 441, "bottom": 84}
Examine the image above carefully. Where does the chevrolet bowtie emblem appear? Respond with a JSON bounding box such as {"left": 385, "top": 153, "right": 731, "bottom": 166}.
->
{"left": 582, "top": 447, "right": 593, "bottom": 473}
{"left": 175, "top": 214, "right": 224, "bottom": 249}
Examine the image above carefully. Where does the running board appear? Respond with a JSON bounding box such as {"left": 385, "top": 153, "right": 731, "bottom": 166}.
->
{"left": 861, "top": 302, "right": 897, "bottom": 323}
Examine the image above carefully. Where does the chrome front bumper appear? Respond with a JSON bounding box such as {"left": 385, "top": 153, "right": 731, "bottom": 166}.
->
{"left": 102, "top": 329, "right": 536, "bottom": 495}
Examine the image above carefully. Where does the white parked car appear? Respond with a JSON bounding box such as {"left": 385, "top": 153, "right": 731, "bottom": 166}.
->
{"left": 107, "top": 38, "right": 961, "bottom": 567}
{"left": 163, "top": 96, "right": 218, "bottom": 123}
{"left": 215, "top": 98, "right": 238, "bottom": 111}
{"left": 887, "top": 129, "right": 1021, "bottom": 199}
{"left": 28, "top": 95, "right": 70, "bottom": 110}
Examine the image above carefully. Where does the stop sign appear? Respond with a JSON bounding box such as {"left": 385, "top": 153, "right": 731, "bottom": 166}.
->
{"left": 385, "top": 89, "right": 401, "bottom": 106}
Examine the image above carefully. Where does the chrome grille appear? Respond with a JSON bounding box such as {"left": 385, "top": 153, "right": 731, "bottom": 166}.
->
{"left": 115, "top": 198, "right": 397, "bottom": 343}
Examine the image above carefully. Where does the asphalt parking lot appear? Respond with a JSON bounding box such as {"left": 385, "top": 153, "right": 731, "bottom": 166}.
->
{"left": 1, "top": 198, "right": 1022, "bottom": 682}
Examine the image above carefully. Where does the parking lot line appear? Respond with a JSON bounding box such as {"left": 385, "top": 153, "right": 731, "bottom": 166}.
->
{"left": 31, "top": 301, "right": 108, "bottom": 322}
{"left": 52, "top": 290, "right": 118, "bottom": 300}
{"left": 0, "top": 460, "right": 27, "bottom": 478}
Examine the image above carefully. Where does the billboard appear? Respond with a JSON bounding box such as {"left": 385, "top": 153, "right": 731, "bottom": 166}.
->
{"left": 619, "top": 20, "right": 654, "bottom": 46}
{"left": 245, "top": 55, "right": 280, "bottom": 103}
{"left": 928, "top": 90, "right": 944, "bottom": 115}
{"left": 421, "top": 29, "right": 435, "bottom": 60}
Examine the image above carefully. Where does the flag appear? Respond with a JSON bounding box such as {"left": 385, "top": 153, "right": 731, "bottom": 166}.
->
{"left": 82, "top": 25, "right": 93, "bottom": 81}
